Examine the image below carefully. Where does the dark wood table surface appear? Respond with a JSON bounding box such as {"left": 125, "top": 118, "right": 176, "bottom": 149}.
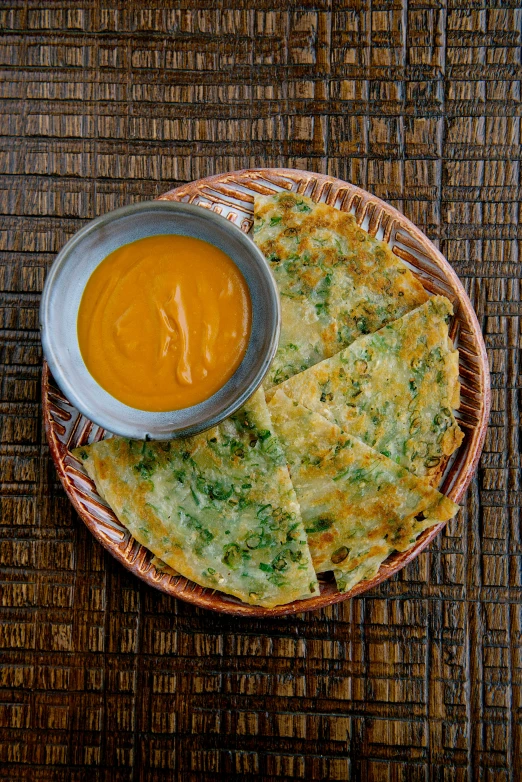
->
{"left": 0, "top": 2, "right": 518, "bottom": 780}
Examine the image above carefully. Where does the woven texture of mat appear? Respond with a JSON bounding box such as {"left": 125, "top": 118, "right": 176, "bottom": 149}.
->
{"left": 0, "top": 2, "right": 518, "bottom": 780}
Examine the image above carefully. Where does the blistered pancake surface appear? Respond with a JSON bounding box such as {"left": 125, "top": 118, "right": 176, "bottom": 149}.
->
{"left": 272, "top": 296, "right": 463, "bottom": 484}
{"left": 254, "top": 191, "right": 428, "bottom": 386}
{"left": 74, "top": 390, "right": 318, "bottom": 609}
{"left": 268, "top": 389, "right": 459, "bottom": 593}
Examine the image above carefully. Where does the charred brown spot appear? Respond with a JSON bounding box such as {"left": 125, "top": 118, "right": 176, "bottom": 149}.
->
{"left": 320, "top": 532, "right": 335, "bottom": 545}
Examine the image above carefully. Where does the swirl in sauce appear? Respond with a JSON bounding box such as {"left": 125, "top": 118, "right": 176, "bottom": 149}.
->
{"left": 77, "top": 235, "right": 252, "bottom": 411}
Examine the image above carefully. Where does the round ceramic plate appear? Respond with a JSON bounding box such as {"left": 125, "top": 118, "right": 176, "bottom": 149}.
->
{"left": 42, "top": 168, "right": 491, "bottom": 617}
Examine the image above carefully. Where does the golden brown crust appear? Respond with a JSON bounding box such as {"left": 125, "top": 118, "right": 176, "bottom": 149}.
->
{"left": 268, "top": 389, "right": 459, "bottom": 592}
{"left": 254, "top": 191, "right": 428, "bottom": 386}
{"left": 74, "top": 390, "right": 318, "bottom": 608}
{"left": 275, "top": 296, "right": 464, "bottom": 483}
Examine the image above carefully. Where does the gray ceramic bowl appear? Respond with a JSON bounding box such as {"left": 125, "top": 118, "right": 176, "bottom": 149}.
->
{"left": 40, "top": 200, "right": 280, "bottom": 439}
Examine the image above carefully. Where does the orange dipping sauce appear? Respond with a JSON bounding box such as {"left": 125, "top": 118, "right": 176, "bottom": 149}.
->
{"left": 77, "top": 235, "right": 252, "bottom": 412}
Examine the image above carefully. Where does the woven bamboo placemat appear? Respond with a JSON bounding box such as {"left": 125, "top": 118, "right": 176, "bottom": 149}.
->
{"left": 0, "top": 2, "right": 517, "bottom": 780}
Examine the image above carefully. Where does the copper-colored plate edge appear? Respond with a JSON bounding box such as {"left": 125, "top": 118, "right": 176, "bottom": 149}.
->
{"left": 42, "top": 167, "right": 491, "bottom": 617}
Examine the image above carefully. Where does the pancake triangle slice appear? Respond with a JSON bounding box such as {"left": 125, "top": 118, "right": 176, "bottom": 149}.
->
{"left": 271, "top": 295, "right": 464, "bottom": 485}
{"left": 253, "top": 190, "right": 428, "bottom": 386}
{"left": 73, "top": 390, "right": 319, "bottom": 609}
{"left": 268, "top": 389, "right": 459, "bottom": 593}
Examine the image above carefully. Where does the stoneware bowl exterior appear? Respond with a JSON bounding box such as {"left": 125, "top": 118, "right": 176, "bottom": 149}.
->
{"left": 42, "top": 168, "right": 491, "bottom": 617}
{"left": 40, "top": 200, "right": 281, "bottom": 439}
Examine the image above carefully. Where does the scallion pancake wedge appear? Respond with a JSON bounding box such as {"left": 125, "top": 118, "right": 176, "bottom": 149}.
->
{"left": 270, "top": 296, "right": 464, "bottom": 485}
{"left": 73, "top": 390, "right": 318, "bottom": 608}
{"left": 254, "top": 191, "right": 428, "bottom": 386}
{"left": 268, "top": 389, "right": 459, "bottom": 593}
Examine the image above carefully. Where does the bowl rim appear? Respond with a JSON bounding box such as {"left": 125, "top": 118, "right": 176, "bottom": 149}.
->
{"left": 39, "top": 199, "right": 281, "bottom": 439}
{"left": 42, "top": 167, "right": 491, "bottom": 616}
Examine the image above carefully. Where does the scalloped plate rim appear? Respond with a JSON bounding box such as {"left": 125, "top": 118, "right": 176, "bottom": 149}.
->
{"left": 42, "top": 167, "right": 491, "bottom": 617}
